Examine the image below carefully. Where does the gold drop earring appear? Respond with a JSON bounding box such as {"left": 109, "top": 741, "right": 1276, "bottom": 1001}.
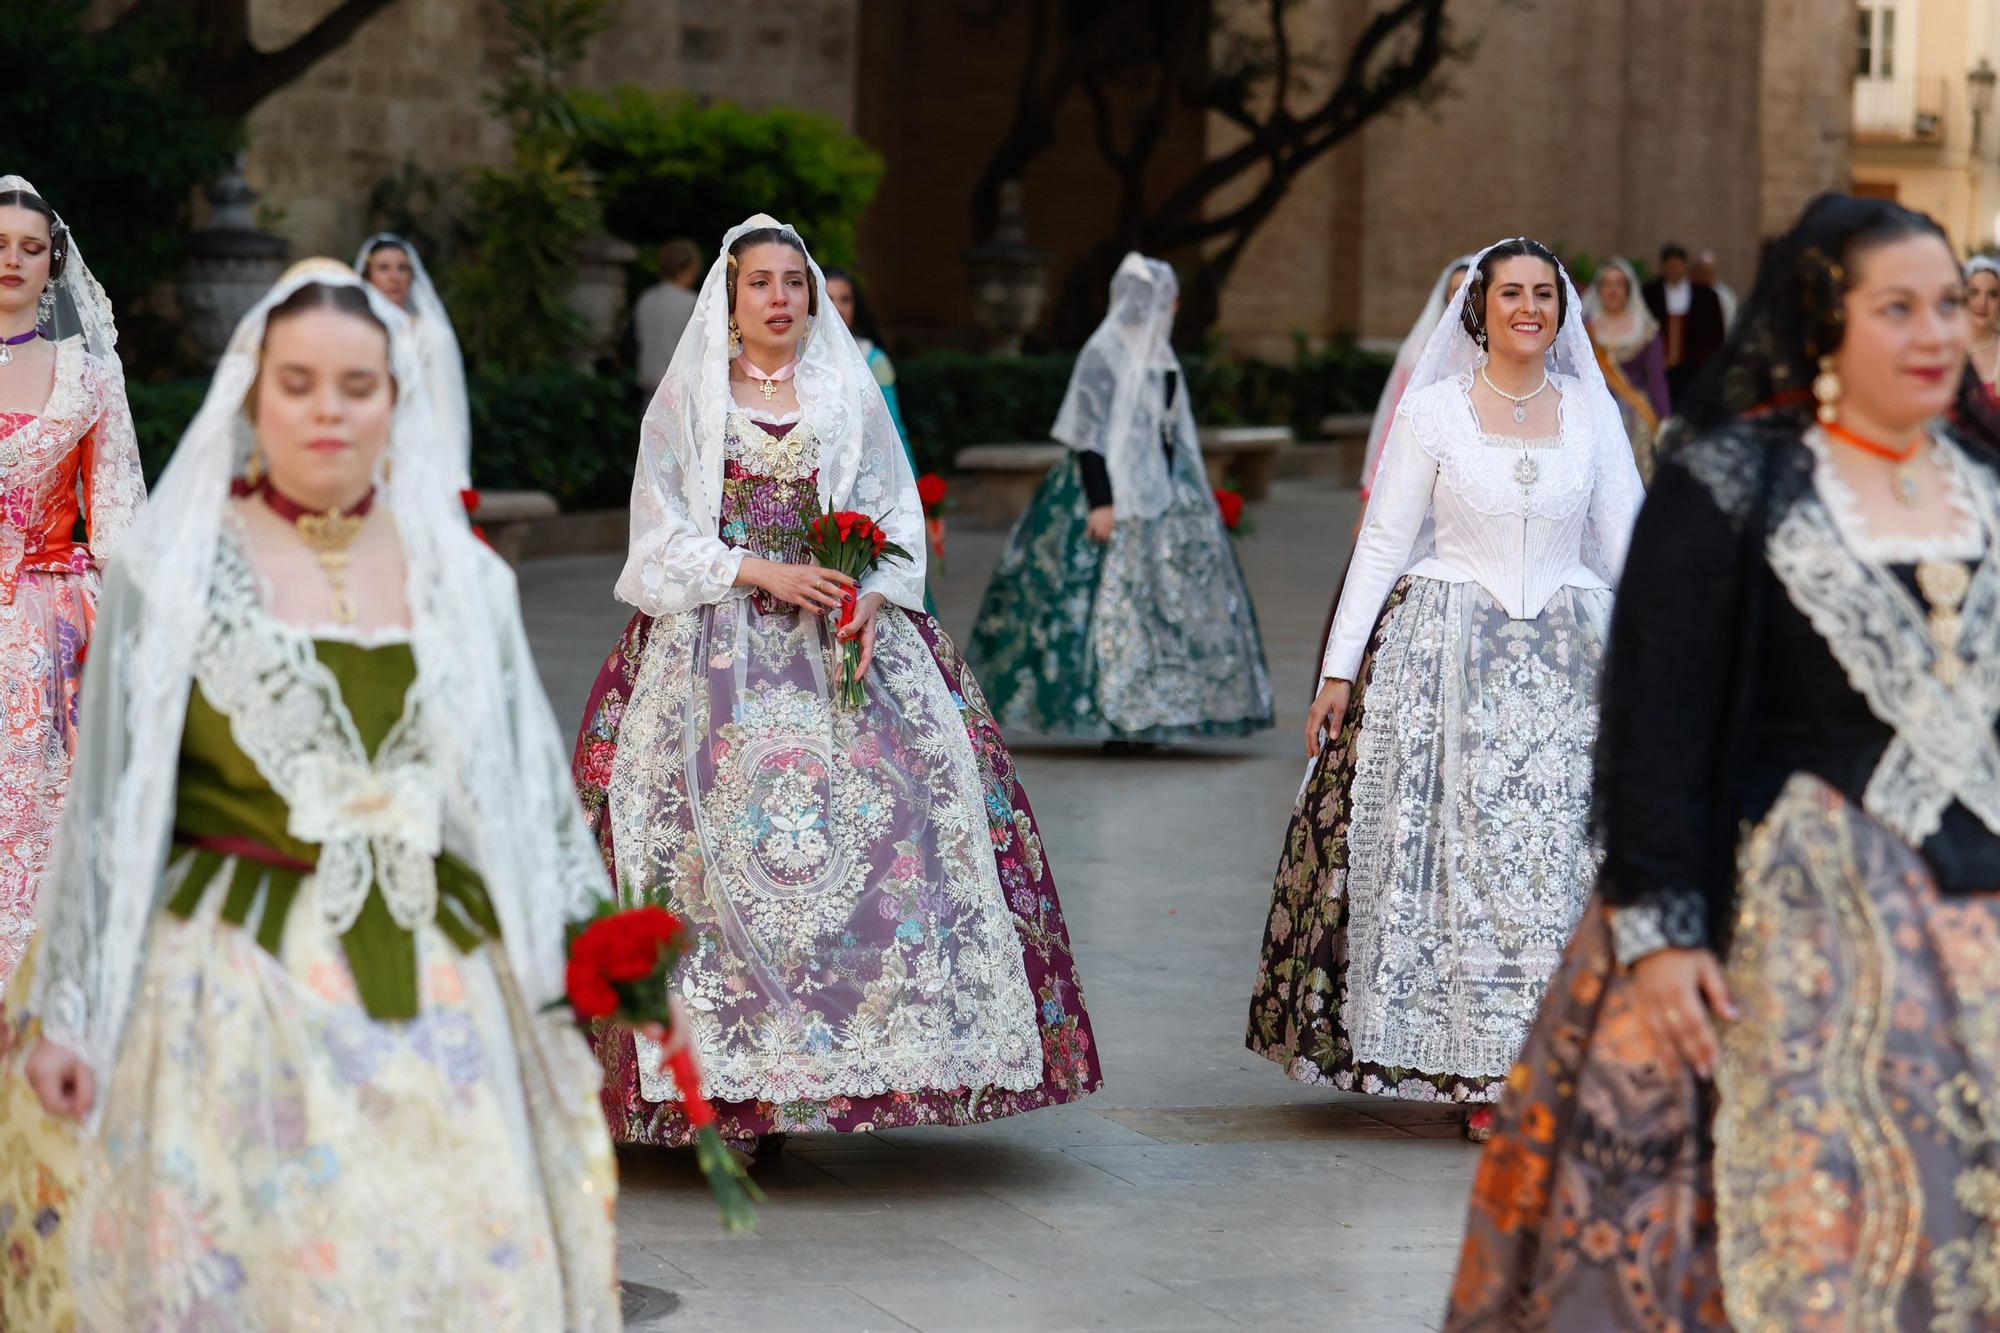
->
{"left": 728, "top": 319, "right": 742, "bottom": 358}
{"left": 1813, "top": 354, "right": 1842, "bottom": 426}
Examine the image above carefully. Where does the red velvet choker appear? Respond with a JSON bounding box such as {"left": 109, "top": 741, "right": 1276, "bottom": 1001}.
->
{"left": 250, "top": 479, "right": 377, "bottom": 523}
{"left": 243, "top": 479, "right": 375, "bottom": 626}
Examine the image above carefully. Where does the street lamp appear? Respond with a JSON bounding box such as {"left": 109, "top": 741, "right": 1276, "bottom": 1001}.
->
{"left": 1972, "top": 57, "right": 1997, "bottom": 154}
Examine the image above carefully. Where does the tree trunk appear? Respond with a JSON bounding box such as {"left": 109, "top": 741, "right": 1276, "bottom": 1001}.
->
{"left": 107, "top": 0, "right": 401, "bottom": 120}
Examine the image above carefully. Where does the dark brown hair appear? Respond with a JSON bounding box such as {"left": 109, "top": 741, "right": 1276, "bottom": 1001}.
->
{"left": 0, "top": 189, "right": 67, "bottom": 282}
{"left": 725, "top": 227, "right": 818, "bottom": 316}
{"left": 659, "top": 237, "right": 702, "bottom": 281}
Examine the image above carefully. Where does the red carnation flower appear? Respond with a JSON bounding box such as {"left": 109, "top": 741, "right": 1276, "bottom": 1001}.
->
{"left": 565, "top": 955, "right": 619, "bottom": 1021}
{"left": 1214, "top": 489, "right": 1246, "bottom": 531}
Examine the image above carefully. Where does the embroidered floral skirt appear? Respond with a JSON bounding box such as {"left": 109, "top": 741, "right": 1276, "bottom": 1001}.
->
{"left": 0, "top": 942, "right": 81, "bottom": 1331}
{"left": 1447, "top": 773, "right": 2000, "bottom": 1330}
{"left": 1247, "top": 574, "right": 1608, "bottom": 1103}
{"left": 572, "top": 603, "right": 1102, "bottom": 1146}
{"left": 966, "top": 452, "right": 1273, "bottom": 741}
{"left": 35, "top": 870, "right": 620, "bottom": 1330}
{"left": 0, "top": 569, "right": 95, "bottom": 993}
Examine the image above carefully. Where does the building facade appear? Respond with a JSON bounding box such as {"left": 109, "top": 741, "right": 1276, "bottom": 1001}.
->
{"left": 108, "top": 0, "right": 1853, "bottom": 355}
{"left": 1848, "top": 0, "right": 2000, "bottom": 254}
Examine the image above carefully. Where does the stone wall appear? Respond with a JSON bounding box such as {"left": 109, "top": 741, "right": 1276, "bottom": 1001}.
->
{"left": 138, "top": 0, "right": 861, "bottom": 261}
{"left": 1758, "top": 0, "right": 1856, "bottom": 238}
{"left": 1341, "top": 0, "right": 1768, "bottom": 347}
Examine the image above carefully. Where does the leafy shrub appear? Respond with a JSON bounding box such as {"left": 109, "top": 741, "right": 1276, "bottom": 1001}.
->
{"left": 895, "top": 344, "right": 1391, "bottom": 470}
{"left": 467, "top": 367, "right": 643, "bottom": 508}
{"left": 446, "top": 148, "right": 601, "bottom": 376}
{"left": 125, "top": 379, "right": 211, "bottom": 484}
{"left": 127, "top": 368, "right": 643, "bottom": 509}
{"left": 571, "top": 90, "right": 884, "bottom": 268}
{"left": 13, "top": 2, "right": 238, "bottom": 312}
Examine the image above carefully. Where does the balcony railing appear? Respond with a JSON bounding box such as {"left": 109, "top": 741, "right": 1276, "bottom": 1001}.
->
{"left": 1853, "top": 75, "right": 1948, "bottom": 143}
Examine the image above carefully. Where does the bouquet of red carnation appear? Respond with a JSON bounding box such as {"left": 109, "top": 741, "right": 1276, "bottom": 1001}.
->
{"left": 916, "top": 473, "right": 950, "bottom": 568}
{"left": 1213, "top": 487, "right": 1253, "bottom": 536}
{"left": 560, "top": 900, "right": 761, "bottom": 1232}
{"left": 796, "top": 501, "right": 914, "bottom": 709}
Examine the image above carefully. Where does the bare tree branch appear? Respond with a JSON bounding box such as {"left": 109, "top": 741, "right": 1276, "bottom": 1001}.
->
{"left": 973, "top": 0, "right": 1454, "bottom": 340}
{"left": 104, "top": 0, "right": 400, "bottom": 120}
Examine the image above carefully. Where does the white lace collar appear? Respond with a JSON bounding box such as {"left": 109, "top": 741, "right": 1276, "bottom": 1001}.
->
{"left": 1803, "top": 426, "right": 1985, "bottom": 564}
{"left": 729, "top": 399, "right": 803, "bottom": 427}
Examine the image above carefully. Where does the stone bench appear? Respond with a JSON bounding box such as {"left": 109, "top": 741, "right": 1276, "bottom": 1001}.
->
{"left": 956, "top": 425, "right": 1293, "bottom": 525}
{"left": 1197, "top": 425, "right": 1292, "bottom": 500}
{"left": 470, "top": 488, "right": 561, "bottom": 566}
{"left": 1317, "top": 412, "right": 1377, "bottom": 488}
{"left": 953, "top": 443, "right": 1067, "bottom": 525}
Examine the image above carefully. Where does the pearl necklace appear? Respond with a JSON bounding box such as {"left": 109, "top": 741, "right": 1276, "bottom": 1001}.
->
{"left": 1479, "top": 364, "right": 1550, "bottom": 424}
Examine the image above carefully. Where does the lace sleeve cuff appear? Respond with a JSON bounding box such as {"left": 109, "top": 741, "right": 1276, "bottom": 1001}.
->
{"left": 1607, "top": 892, "right": 1709, "bottom": 966}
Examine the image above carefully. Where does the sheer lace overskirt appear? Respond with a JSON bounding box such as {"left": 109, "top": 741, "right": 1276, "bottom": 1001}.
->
{"left": 1340, "top": 575, "right": 1609, "bottom": 1077}
{"left": 70, "top": 864, "right": 618, "bottom": 1330}
{"left": 610, "top": 410, "right": 1041, "bottom": 1103}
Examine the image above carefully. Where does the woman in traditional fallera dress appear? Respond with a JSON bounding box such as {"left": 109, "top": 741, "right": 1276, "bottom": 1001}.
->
{"left": 1246, "top": 238, "right": 1644, "bottom": 1141}
{"left": 1584, "top": 256, "right": 1670, "bottom": 479}
{"left": 0, "top": 178, "right": 144, "bottom": 994}
{"left": 7, "top": 262, "right": 618, "bottom": 1328}
{"left": 966, "top": 252, "right": 1273, "bottom": 747}
{"left": 358, "top": 232, "right": 473, "bottom": 490}
{"left": 571, "top": 216, "right": 1100, "bottom": 1149}
{"left": 1447, "top": 194, "right": 2000, "bottom": 1331}
{"left": 1966, "top": 255, "right": 2000, "bottom": 398}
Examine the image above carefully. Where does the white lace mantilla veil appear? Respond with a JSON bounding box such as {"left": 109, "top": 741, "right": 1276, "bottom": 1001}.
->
{"left": 29, "top": 262, "right": 608, "bottom": 1119}
{"left": 0, "top": 174, "right": 120, "bottom": 374}
{"left": 616, "top": 213, "right": 925, "bottom": 616}
{"left": 1969, "top": 256, "right": 2000, "bottom": 281}
{"left": 1581, "top": 256, "right": 1661, "bottom": 364}
{"left": 1361, "top": 253, "right": 1474, "bottom": 488}
{"left": 356, "top": 233, "right": 472, "bottom": 490}
{"left": 1051, "top": 252, "right": 1200, "bottom": 521}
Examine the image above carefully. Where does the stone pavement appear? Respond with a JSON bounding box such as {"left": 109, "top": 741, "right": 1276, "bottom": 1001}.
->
{"left": 517, "top": 476, "right": 1477, "bottom": 1332}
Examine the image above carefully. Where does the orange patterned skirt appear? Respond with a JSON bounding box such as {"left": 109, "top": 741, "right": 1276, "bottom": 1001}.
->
{"left": 1447, "top": 773, "right": 2000, "bottom": 1330}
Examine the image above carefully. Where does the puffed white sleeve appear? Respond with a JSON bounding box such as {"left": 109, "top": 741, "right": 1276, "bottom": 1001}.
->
{"left": 613, "top": 387, "right": 746, "bottom": 616}
{"left": 1320, "top": 409, "right": 1437, "bottom": 682}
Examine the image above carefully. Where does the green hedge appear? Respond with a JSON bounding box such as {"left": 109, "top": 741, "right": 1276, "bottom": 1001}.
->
{"left": 468, "top": 367, "right": 644, "bottom": 508}
{"left": 125, "top": 371, "right": 645, "bottom": 508}
{"left": 895, "top": 344, "right": 1391, "bottom": 472}
{"left": 125, "top": 345, "right": 1389, "bottom": 502}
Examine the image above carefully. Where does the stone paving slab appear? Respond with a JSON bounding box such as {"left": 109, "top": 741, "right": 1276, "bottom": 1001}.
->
{"left": 518, "top": 477, "right": 1472, "bottom": 1332}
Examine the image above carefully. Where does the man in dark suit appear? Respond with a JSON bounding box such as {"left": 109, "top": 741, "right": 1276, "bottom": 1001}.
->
{"left": 1641, "top": 243, "right": 1727, "bottom": 405}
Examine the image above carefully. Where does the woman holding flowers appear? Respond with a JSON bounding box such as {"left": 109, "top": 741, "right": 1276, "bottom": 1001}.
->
{"left": 572, "top": 216, "right": 1100, "bottom": 1151}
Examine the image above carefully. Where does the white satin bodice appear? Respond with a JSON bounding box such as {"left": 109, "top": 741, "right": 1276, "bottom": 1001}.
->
{"left": 1322, "top": 373, "right": 1644, "bottom": 682}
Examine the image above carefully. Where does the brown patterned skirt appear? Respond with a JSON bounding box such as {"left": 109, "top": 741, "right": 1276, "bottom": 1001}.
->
{"left": 1447, "top": 773, "right": 2000, "bottom": 1330}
